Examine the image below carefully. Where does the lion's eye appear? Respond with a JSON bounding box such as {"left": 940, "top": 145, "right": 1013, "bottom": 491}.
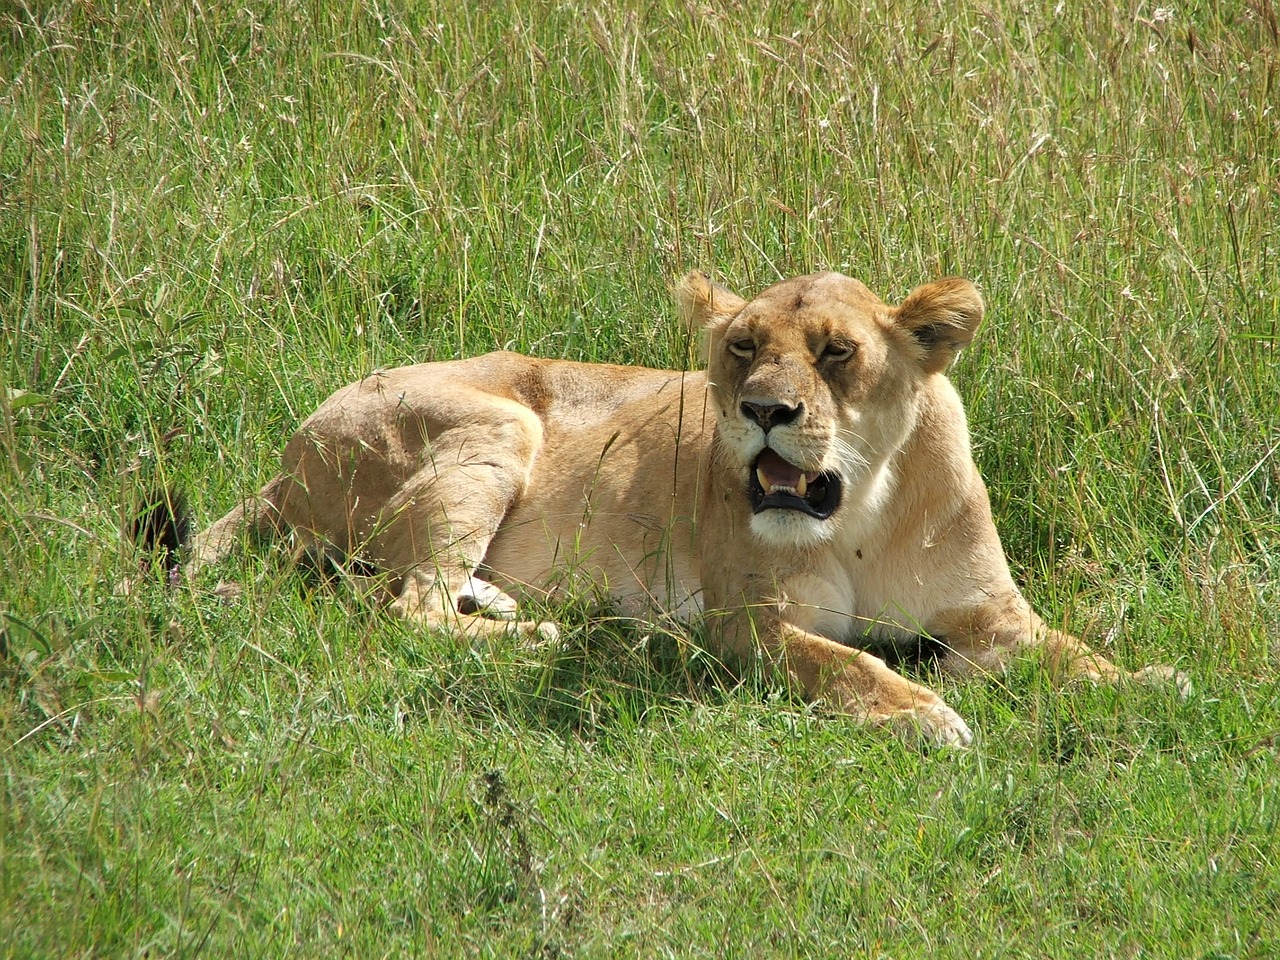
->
{"left": 821, "top": 341, "right": 856, "bottom": 362}
{"left": 727, "top": 339, "right": 755, "bottom": 359}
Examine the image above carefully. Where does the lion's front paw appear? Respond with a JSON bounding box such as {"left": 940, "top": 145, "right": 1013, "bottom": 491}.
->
{"left": 1130, "top": 664, "right": 1192, "bottom": 700}
{"left": 828, "top": 668, "right": 975, "bottom": 748}
{"left": 885, "top": 701, "right": 974, "bottom": 749}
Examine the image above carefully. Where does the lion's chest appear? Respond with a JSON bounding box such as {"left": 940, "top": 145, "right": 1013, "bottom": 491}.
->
{"left": 778, "top": 569, "right": 934, "bottom": 648}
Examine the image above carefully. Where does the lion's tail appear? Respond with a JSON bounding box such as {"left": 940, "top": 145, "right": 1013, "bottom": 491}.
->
{"left": 130, "top": 475, "right": 287, "bottom": 580}
{"left": 129, "top": 488, "right": 192, "bottom": 579}
{"left": 185, "top": 475, "right": 287, "bottom": 573}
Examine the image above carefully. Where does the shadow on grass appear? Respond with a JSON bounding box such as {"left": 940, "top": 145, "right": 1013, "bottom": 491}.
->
{"left": 400, "top": 613, "right": 754, "bottom": 744}
{"left": 386, "top": 598, "right": 964, "bottom": 748}
{"left": 95, "top": 553, "right": 1223, "bottom": 766}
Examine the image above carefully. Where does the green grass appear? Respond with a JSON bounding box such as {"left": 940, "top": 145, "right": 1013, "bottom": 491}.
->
{"left": 2, "top": 0, "right": 1278, "bottom": 956}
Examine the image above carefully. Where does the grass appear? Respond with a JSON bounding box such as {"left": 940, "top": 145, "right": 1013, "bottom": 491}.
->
{"left": 2, "top": 0, "right": 1278, "bottom": 955}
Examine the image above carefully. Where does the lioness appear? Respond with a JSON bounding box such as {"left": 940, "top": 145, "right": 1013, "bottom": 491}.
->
{"left": 177, "top": 271, "right": 1180, "bottom": 746}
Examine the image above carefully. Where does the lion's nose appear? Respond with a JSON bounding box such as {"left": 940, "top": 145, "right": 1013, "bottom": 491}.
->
{"left": 740, "top": 400, "right": 802, "bottom": 432}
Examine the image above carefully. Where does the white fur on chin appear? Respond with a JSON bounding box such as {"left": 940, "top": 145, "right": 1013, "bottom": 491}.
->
{"left": 749, "top": 509, "right": 837, "bottom": 548}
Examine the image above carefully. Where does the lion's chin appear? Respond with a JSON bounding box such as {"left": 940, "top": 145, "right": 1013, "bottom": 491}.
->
{"left": 749, "top": 510, "right": 838, "bottom": 548}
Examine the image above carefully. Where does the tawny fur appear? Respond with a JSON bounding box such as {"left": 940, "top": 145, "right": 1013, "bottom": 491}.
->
{"left": 183, "top": 271, "right": 1183, "bottom": 746}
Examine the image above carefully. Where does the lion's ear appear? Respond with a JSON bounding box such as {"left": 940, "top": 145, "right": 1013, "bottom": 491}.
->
{"left": 676, "top": 271, "right": 747, "bottom": 333}
{"left": 893, "top": 278, "right": 984, "bottom": 373}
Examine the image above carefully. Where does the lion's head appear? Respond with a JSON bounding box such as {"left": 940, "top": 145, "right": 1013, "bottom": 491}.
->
{"left": 679, "top": 270, "right": 984, "bottom": 547}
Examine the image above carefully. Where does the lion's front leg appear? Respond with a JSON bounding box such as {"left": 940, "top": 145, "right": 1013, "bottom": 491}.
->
{"left": 731, "top": 614, "right": 974, "bottom": 747}
{"left": 932, "top": 596, "right": 1189, "bottom": 696}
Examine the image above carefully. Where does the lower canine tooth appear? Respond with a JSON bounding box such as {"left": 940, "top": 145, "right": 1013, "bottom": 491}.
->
{"left": 796, "top": 473, "right": 808, "bottom": 498}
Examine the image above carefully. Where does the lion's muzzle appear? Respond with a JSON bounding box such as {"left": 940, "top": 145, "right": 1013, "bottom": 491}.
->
{"left": 749, "top": 448, "right": 843, "bottom": 519}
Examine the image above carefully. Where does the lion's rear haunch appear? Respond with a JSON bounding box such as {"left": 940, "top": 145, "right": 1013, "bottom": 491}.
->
{"left": 129, "top": 488, "right": 192, "bottom": 574}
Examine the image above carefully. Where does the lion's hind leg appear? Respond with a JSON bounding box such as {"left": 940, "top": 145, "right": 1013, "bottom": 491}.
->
{"left": 455, "top": 576, "right": 519, "bottom": 618}
{"left": 365, "top": 395, "right": 557, "bottom": 644}
{"left": 392, "top": 571, "right": 557, "bottom": 645}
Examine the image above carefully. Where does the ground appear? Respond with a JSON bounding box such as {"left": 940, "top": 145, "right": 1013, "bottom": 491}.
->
{"left": 1, "top": 1, "right": 1277, "bottom": 955}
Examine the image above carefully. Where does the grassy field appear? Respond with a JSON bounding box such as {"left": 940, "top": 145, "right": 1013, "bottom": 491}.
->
{"left": 2, "top": 0, "right": 1278, "bottom": 955}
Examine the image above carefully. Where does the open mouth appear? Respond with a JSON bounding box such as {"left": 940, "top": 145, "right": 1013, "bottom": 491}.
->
{"left": 749, "top": 448, "right": 843, "bottom": 519}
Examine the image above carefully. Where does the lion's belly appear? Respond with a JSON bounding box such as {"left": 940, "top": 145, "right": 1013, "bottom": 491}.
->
{"left": 480, "top": 385, "right": 710, "bottom": 616}
{"left": 482, "top": 499, "right": 703, "bottom": 616}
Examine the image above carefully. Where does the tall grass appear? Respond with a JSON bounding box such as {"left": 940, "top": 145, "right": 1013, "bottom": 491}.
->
{"left": 2, "top": 1, "right": 1278, "bottom": 956}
